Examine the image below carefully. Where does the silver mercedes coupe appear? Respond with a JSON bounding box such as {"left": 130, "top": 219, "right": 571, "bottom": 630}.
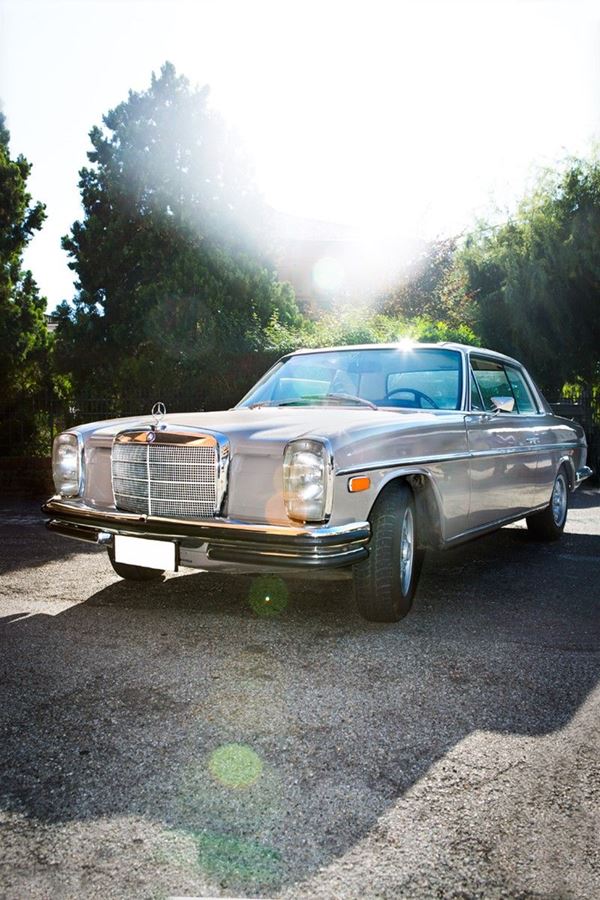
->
{"left": 43, "top": 342, "right": 592, "bottom": 622}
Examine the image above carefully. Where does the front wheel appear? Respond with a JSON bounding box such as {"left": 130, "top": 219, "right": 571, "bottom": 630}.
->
{"left": 107, "top": 547, "right": 165, "bottom": 581}
{"left": 353, "top": 482, "right": 424, "bottom": 622}
{"left": 526, "top": 468, "right": 569, "bottom": 541}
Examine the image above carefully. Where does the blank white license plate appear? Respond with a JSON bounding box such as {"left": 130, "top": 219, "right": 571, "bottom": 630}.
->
{"left": 114, "top": 535, "right": 177, "bottom": 571}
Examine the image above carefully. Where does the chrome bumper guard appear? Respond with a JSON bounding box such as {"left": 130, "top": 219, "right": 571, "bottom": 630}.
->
{"left": 42, "top": 498, "right": 371, "bottom": 569}
{"left": 575, "top": 466, "right": 593, "bottom": 487}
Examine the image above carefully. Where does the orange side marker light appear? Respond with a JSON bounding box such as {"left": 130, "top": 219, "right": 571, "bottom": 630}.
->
{"left": 348, "top": 476, "right": 371, "bottom": 493}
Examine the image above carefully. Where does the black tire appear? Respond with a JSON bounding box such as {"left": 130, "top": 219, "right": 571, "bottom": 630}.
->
{"left": 353, "top": 482, "right": 425, "bottom": 622}
{"left": 107, "top": 547, "right": 165, "bottom": 581}
{"left": 526, "top": 467, "right": 569, "bottom": 541}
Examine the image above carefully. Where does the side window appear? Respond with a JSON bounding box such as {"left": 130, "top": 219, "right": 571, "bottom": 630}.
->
{"left": 471, "top": 357, "right": 513, "bottom": 412}
{"left": 505, "top": 366, "right": 537, "bottom": 414}
{"left": 470, "top": 370, "right": 484, "bottom": 411}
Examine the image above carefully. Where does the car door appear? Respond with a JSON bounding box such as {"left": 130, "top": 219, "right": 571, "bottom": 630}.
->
{"left": 466, "top": 356, "right": 539, "bottom": 530}
{"left": 503, "top": 362, "right": 554, "bottom": 508}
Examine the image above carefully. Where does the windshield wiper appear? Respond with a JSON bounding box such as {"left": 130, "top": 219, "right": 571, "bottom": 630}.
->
{"left": 278, "top": 393, "right": 377, "bottom": 410}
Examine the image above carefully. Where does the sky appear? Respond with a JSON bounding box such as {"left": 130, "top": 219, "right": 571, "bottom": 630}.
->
{"left": 1, "top": 0, "right": 600, "bottom": 308}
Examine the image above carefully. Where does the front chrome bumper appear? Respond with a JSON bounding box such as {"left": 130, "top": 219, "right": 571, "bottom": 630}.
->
{"left": 42, "top": 497, "right": 371, "bottom": 569}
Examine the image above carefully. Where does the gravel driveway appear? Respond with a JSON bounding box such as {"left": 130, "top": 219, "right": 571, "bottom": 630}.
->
{"left": 1, "top": 490, "right": 599, "bottom": 899}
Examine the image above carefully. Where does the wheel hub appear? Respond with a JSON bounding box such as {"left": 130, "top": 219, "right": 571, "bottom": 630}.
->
{"left": 400, "top": 508, "right": 414, "bottom": 594}
{"left": 552, "top": 475, "right": 567, "bottom": 526}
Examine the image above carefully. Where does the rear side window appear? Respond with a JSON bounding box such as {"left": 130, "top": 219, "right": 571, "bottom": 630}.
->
{"left": 505, "top": 366, "right": 537, "bottom": 413}
{"left": 471, "top": 357, "right": 539, "bottom": 414}
{"left": 471, "top": 358, "right": 513, "bottom": 411}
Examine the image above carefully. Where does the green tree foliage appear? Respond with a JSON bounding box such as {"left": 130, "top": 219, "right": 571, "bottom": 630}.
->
{"left": 264, "top": 308, "right": 479, "bottom": 354}
{"left": 378, "top": 238, "right": 475, "bottom": 328}
{"left": 0, "top": 113, "right": 48, "bottom": 401}
{"left": 461, "top": 159, "right": 600, "bottom": 394}
{"left": 57, "top": 62, "right": 299, "bottom": 400}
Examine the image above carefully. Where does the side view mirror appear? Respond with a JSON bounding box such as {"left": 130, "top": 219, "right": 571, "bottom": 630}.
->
{"left": 491, "top": 396, "right": 515, "bottom": 413}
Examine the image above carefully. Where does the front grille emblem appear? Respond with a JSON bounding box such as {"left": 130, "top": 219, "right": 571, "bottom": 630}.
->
{"left": 151, "top": 401, "right": 166, "bottom": 426}
{"left": 146, "top": 431, "right": 156, "bottom": 443}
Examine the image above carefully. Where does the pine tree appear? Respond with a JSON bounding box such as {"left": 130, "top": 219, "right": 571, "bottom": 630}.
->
{"left": 0, "top": 112, "right": 48, "bottom": 403}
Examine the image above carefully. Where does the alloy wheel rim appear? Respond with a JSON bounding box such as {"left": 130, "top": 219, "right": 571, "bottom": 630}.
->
{"left": 552, "top": 475, "right": 567, "bottom": 526}
{"left": 400, "top": 508, "right": 414, "bottom": 595}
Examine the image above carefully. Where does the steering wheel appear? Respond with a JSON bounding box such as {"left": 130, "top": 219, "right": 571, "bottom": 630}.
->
{"left": 385, "top": 387, "right": 439, "bottom": 409}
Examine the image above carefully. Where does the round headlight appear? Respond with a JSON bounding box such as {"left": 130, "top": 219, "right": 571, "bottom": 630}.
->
{"left": 52, "top": 432, "right": 82, "bottom": 497}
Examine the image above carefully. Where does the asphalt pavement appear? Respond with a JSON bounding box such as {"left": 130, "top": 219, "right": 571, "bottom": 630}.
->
{"left": 0, "top": 490, "right": 599, "bottom": 899}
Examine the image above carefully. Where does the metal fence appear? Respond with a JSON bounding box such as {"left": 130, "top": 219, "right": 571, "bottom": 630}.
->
{"left": 0, "top": 392, "right": 206, "bottom": 457}
{"left": 549, "top": 393, "right": 599, "bottom": 477}
{"left": 1, "top": 390, "right": 598, "bottom": 477}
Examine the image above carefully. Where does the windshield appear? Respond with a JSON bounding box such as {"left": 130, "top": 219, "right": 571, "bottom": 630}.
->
{"left": 238, "top": 347, "right": 463, "bottom": 410}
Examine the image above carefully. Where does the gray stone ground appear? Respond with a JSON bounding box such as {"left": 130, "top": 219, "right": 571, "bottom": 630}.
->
{"left": 0, "top": 490, "right": 598, "bottom": 899}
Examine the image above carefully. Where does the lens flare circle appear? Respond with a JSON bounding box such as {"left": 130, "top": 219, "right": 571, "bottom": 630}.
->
{"left": 208, "top": 743, "right": 263, "bottom": 789}
{"left": 248, "top": 575, "right": 288, "bottom": 617}
{"left": 313, "top": 256, "right": 345, "bottom": 292}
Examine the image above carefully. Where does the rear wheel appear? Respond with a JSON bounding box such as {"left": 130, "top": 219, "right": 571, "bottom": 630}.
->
{"left": 107, "top": 546, "right": 165, "bottom": 581}
{"left": 353, "top": 482, "right": 424, "bottom": 622}
{"left": 526, "top": 468, "right": 569, "bottom": 541}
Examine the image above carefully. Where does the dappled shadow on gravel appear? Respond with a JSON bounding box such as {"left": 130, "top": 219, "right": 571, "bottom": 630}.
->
{"left": 0, "top": 501, "right": 99, "bottom": 576}
{"left": 568, "top": 487, "right": 600, "bottom": 509}
{"left": 1, "top": 513, "right": 599, "bottom": 896}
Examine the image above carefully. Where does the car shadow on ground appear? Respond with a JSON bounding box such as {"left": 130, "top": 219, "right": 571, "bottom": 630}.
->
{"left": 1, "top": 504, "right": 599, "bottom": 895}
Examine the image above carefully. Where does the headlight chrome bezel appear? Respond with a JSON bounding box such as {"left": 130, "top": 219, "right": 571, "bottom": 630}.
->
{"left": 283, "top": 438, "right": 334, "bottom": 523}
{"left": 52, "top": 431, "right": 84, "bottom": 498}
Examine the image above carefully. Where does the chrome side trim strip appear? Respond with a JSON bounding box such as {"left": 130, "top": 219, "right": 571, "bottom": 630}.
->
{"left": 445, "top": 505, "right": 549, "bottom": 545}
{"left": 336, "top": 442, "right": 582, "bottom": 476}
{"left": 466, "top": 442, "right": 579, "bottom": 459}
{"left": 337, "top": 450, "right": 470, "bottom": 475}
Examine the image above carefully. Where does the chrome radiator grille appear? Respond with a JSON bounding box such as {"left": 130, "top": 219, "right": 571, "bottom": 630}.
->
{"left": 112, "top": 433, "right": 220, "bottom": 519}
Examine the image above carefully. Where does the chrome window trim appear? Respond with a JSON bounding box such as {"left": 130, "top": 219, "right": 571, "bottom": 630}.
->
{"left": 460, "top": 350, "right": 469, "bottom": 410}
{"left": 468, "top": 365, "right": 486, "bottom": 412}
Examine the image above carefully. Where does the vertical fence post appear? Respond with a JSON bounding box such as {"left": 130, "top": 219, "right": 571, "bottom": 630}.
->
{"left": 47, "top": 394, "right": 52, "bottom": 456}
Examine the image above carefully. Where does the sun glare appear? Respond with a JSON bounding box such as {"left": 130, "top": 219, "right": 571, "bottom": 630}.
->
{"left": 5, "top": 0, "right": 599, "bottom": 305}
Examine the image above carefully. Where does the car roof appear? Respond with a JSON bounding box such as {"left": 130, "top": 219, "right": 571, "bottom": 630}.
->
{"left": 288, "top": 342, "right": 524, "bottom": 368}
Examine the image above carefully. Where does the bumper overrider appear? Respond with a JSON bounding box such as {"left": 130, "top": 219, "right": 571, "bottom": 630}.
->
{"left": 42, "top": 498, "right": 371, "bottom": 570}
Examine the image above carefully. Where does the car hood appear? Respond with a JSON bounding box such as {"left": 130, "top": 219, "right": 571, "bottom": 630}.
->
{"left": 78, "top": 405, "right": 465, "bottom": 461}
